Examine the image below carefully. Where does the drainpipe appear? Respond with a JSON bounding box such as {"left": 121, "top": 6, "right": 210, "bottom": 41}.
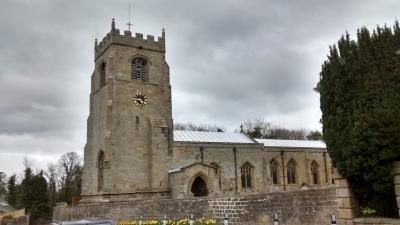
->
{"left": 233, "top": 147, "right": 238, "bottom": 193}
{"left": 305, "top": 151, "right": 310, "bottom": 187}
{"left": 280, "top": 150, "right": 286, "bottom": 191}
{"left": 323, "top": 152, "right": 328, "bottom": 184}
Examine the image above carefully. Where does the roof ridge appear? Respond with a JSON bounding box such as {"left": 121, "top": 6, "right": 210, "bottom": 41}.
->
{"left": 255, "top": 138, "right": 326, "bottom": 148}
{"left": 174, "top": 130, "right": 236, "bottom": 133}
{"left": 255, "top": 138, "right": 325, "bottom": 142}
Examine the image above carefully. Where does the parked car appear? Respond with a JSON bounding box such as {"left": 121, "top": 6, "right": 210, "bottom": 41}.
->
{"left": 51, "top": 219, "right": 114, "bottom": 225}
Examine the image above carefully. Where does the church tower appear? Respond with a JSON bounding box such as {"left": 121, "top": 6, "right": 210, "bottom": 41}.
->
{"left": 81, "top": 19, "right": 173, "bottom": 201}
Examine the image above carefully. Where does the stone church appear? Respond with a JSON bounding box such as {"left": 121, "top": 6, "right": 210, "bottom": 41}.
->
{"left": 80, "top": 19, "right": 332, "bottom": 203}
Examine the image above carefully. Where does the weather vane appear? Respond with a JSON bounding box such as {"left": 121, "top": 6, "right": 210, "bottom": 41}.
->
{"left": 126, "top": 1, "right": 133, "bottom": 31}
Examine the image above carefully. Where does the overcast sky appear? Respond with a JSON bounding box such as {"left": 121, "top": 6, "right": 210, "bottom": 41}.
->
{"left": 0, "top": 0, "right": 399, "bottom": 175}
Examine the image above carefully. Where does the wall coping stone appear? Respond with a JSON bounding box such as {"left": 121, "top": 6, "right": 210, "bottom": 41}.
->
{"left": 353, "top": 217, "right": 400, "bottom": 224}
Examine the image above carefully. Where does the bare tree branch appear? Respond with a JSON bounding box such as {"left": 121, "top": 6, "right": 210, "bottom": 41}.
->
{"left": 57, "top": 152, "right": 82, "bottom": 189}
{"left": 23, "top": 156, "right": 33, "bottom": 169}
{"left": 174, "top": 122, "right": 224, "bottom": 132}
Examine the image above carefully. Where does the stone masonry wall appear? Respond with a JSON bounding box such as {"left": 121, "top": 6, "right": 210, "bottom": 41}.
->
{"left": 172, "top": 143, "right": 332, "bottom": 196}
{"left": 54, "top": 187, "right": 337, "bottom": 225}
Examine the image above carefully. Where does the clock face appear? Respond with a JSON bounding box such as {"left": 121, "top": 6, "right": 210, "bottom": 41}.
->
{"left": 133, "top": 92, "right": 147, "bottom": 107}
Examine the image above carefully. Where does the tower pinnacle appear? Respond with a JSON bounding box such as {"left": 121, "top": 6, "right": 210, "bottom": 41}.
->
{"left": 111, "top": 18, "right": 116, "bottom": 31}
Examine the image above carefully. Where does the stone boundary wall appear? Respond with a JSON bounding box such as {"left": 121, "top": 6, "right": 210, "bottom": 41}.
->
{"left": 332, "top": 162, "right": 400, "bottom": 225}
{"left": 0, "top": 209, "right": 28, "bottom": 225}
{"left": 353, "top": 217, "right": 400, "bottom": 225}
{"left": 53, "top": 187, "right": 337, "bottom": 225}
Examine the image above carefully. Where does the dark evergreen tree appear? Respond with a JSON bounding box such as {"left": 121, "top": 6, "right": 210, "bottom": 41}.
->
{"left": 0, "top": 172, "right": 7, "bottom": 196}
{"left": 29, "top": 171, "right": 51, "bottom": 220}
{"left": 247, "top": 126, "right": 263, "bottom": 138}
{"left": 6, "top": 174, "right": 18, "bottom": 207}
{"left": 307, "top": 130, "right": 324, "bottom": 140}
{"left": 18, "top": 168, "right": 51, "bottom": 221}
{"left": 317, "top": 21, "right": 400, "bottom": 209}
{"left": 17, "top": 167, "right": 33, "bottom": 209}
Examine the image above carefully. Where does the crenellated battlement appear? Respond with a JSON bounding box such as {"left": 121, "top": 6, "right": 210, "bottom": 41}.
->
{"left": 94, "top": 19, "right": 165, "bottom": 60}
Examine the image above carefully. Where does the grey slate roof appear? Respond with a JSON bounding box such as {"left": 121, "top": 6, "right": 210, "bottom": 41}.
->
{"left": 174, "top": 130, "right": 255, "bottom": 144}
{"left": 173, "top": 130, "right": 326, "bottom": 149}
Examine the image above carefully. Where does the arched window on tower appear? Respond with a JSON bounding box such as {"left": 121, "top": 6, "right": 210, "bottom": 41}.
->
{"left": 311, "top": 160, "right": 319, "bottom": 185}
{"left": 98, "top": 151, "right": 105, "bottom": 192}
{"left": 131, "top": 57, "right": 148, "bottom": 81}
{"left": 99, "top": 62, "right": 106, "bottom": 88}
{"left": 287, "top": 159, "right": 296, "bottom": 184}
{"left": 270, "top": 159, "right": 278, "bottom": 184}
{"left": 241, "top": 162, "right": 253, "bottom": 189}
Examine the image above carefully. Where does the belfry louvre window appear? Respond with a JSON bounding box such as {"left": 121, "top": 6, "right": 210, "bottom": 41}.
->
{"left": 287, "top": 159, "right": 296, "bottom": 184}
{"left": 241, "top": 163, "right": 253, "bottom": 188}
{"left": 131, "top": 57, "right": 148, "bottom": 81}
{"left": 270, "top": 159, "right": 278, "bottom": 184}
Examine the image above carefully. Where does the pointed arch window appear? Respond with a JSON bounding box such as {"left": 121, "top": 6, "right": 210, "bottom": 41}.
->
{"left": 241, "top": 162, "right": 253, "bottom": 189}
{"left": 287, "top": 159, "right": 296, "bottom": 184}
{"left": 311, "top": 161, "right": 319, "bottom": 184}
{"left": 131, "top": 57, "right": 148, "bottom": 81}
{"left": 98, "top": 151, "right": 105, "bottom": 192}
{"left": 270, "top": 159, "right": 278, "bottom": 184}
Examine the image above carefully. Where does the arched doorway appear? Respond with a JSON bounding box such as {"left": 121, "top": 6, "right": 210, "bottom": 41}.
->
{"left": 190, "top": 176, "right": 208, "bottom": 197}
